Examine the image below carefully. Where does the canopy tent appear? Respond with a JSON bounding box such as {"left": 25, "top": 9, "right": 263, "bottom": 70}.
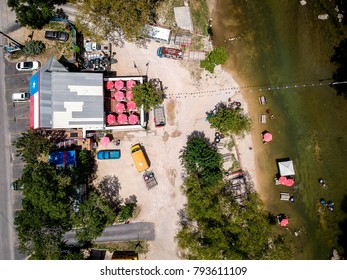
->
{"left": 115, "top": 102, "right": 126, "bottom": 113}
{"left": 106, "top": 113, "right": 116, "bottom": 125}
{"left": 129, "top": 114, "right": 139, "bottom": 124}
{"left": 126, "top": 90, "right": 133, "bottom": 100}
{"left": 280, "top": 218, "right": 289, "bottom": 227}
{"left": 117, "top": 113, "right": 128, "bottom": 124}
{"left": 100, "top": 136, "right": 110, "bottom": 146}
{"left": 278, "top": 160, "right": 295, "bottom": 176}
{"left": 127, "top": 101, "right": 136, "bottom": 111}
{"left": 114, "top": 80, "right": 124, "bottom": 90}
{"left": 114, "top": 91, "right": 125, "bottom": 101}
{"left": 126, "top": 80, "right": 136, "bottom": 90}
{"left": 262, "top": 132, "right": 272, "bottom": 143}
{"left": 105, "top": 81, "right": 114, "bottom": 90}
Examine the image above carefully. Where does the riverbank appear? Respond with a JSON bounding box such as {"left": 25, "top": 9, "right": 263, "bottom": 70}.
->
{"left": 211, "top": 0, "right": 347, "bottom": 259}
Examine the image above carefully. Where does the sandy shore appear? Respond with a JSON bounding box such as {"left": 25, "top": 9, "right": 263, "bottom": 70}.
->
{"left": 94, "top": 33, "right": 258, "bottom": 259}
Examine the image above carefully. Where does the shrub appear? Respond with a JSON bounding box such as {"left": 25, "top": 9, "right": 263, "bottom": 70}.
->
{"left": 23, "top": 40, "right": 45, "bottom": 56}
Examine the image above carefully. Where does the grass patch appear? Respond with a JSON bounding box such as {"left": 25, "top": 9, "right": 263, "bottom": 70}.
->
{"left": 156, "top": 0, "right": 185, "bottom": 28}
{"left": 190, "top": 0, "right": 209, "bottom": 35}
{"left": 92, "top": 241, "right": 149, "bottom": 254}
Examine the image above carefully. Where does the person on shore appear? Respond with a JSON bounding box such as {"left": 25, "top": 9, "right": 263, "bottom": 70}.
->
{"left": 266, "top": 108, "right": 270, "bottom": 114}
{"left": 270, "top": 114, "right": 275, "bottom": 120}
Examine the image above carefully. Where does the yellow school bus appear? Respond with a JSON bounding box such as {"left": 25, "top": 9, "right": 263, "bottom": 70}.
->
{"left": 130, "top": 144, "right": 149, "bottom": 172}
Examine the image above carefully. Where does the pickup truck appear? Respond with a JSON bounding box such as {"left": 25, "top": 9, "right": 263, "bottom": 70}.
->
{"left": 143, "top": 171, "right": 158, "bottom": 189}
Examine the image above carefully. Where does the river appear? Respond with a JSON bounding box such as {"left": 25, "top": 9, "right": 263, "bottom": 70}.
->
{"left": 212, "top": 0, "right": 347, "bottom": 259}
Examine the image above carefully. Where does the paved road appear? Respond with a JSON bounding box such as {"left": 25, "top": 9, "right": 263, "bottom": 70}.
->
{"left": 0, "top": 0, "right": 27, "bottom": 260}
{"left": 64, "top": 222, "right": 155, "bottom": 245}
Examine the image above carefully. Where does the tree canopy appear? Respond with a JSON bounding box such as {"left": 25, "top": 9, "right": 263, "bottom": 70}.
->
{"left": 200, "top": 47, "right": 228, "bottom": 73}
{"left": 133, "top": 82, "right": 163, "bottom": 112}
{"left": 176, "top": 132, "right": 290, "bottom": 259}
{"left": 180, "top": 133, "right": 223, "bottom": 186}
{"left": 7, "top": 0, "right": 66, "bottom": 29}
{"left": 208, "top": 106, "right": 252, "bottom": 137}
{"left": 75, "top": 0, "right": 157, "bottom": 44}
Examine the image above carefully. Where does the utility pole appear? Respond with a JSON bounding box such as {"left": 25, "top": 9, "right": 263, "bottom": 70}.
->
{"left": 0, "top": 31, "right": 24, "bottom": 48}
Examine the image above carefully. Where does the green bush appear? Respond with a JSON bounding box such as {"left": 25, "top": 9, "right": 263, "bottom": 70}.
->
{"left": 119, "top": 203, "right": 135, "bottom": 222}
{"left": 200, "top": 47, "right": 228, "bottom": 73}
{"left": 23, "top": 40, "right": 45, "bottom": 56}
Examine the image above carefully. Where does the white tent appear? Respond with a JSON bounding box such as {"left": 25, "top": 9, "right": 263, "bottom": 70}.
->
{"left": 278, "top": 160, "right": 295, "bottom": 176}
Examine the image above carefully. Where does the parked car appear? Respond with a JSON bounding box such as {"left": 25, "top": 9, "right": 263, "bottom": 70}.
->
{"left": 97, "top": 149, "right": 121, "bottom": 160}
{"left": 10, "top": 180, "right": 25, "bottom": 191}
{"left": 12, "top": 92, "right": 29, "bottom": 102}
{"left": 15, "top": 61, "right": 40, "bottom": 71}
{"left": 45, "top": 30, "right": 69, "bottom": 42}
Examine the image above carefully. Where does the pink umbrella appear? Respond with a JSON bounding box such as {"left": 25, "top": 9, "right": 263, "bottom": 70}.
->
{"left": 262, "top": 132, "right": 272, "bottom": 142}
{"left": 126, "top": 90, "right": 133, "bottom": 100}
{"left": 279, "top": 176, "right": 287, "bottom": 185}
{"left": 106, "top": 113, "right": 116, "bottom": 125}
{"left": 100, "top": 136, "right": 110, "bottom": 146}
{"left": 280, "top": 218, "right": 289, "bottom": 227}
{"left": 127, "top": 101, "right": 136, "bottom": 111}
{"left": 285, "top": 178, "right": 295, "bottom": 187}
{"left": 117, "top": 113, "right": 128, "bottom": 124}
{"left": 129, "top": 114, "right": 139, "bottom": 125}
{"left": 114, "top": 91, "right": 125, "bottom": 101}
{"left": 126, "top": 80, "right": 136, "bottom": 89}
{"left": 106, "top": 81, "right": 114, "bottom": 90}
{"left": 115, "top": 102, "right": 126, "bottom": 113}
{"left": 114, "top": 80, "right": 124, "bottom": 90}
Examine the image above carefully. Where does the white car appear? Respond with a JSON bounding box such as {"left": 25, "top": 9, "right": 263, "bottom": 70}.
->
{"left": 15, "top": 61, "right": 41, "bottom": 71}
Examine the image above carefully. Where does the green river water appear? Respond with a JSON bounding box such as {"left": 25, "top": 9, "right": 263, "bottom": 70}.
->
{"left": 212, "top": 0, "right": 347, "bottom": 259}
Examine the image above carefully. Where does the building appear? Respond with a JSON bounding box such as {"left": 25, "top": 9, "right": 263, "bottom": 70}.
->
{"left": 29, "top": 57, "right": 145, "bottom": 136}
{"left": 145, "top": 25, "right": 171, "bottom": 44}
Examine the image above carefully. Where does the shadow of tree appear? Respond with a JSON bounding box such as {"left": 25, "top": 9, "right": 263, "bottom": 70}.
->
{"left": 97, "top": 175, "right": 122, "bottom": 212}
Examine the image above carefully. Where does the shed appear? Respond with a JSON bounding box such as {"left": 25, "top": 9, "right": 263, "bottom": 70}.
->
{"left": 145, "top": 25, "right": 171, "bottom": 44}
{"left": 278, "top": 160, "right": 295, "bottom": 176}
{"left": 188, "top": 51, "right": 206, "bottom": 61}
{"left": 174, "top": 34, "right": 192, "bottom": 47}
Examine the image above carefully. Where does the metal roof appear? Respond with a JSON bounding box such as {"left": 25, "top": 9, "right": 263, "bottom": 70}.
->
{"left": 38, "top": 57, "right": 104, "bottom": 129}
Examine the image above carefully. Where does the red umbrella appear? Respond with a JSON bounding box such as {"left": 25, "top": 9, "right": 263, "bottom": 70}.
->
{"left": 100, "top": 136, "right": 110, "bottom": 146}
{"left": 263, "top": 132, "right": 272, "bottom": 142}
{"left": 106, "top": 113, "right": 116, "bottom": 125}
{"left": 115, "top": 102, "right": 126, "bottom": 113}
{"left": 114, "top": 80, "right": 124, "bottom": 90}
{"left": 279, "top": 176, "right": 287, "bottom": 185}
{"left": 285, "top": 178, "right": 295, "bottom": 187}
{"left": 114, "top": 91, "right": 125, "bottom": 101}
{"left": 126, "top": 80, "right": 136, "bottom": 89}
{"left": 106, "top": 81, "right": 114, "bottom": 90}
{"left": 127, "top": 101, "right": 136, "bottom": 111}
{"left": 280, "top": 218, "right": 289, "bottom": 227}
{"left": 117, "top": 113, "right": 128, "bottom": 124}
{"left": 129, "top": 114, "right": 139, "bottom": 124}
{"left": 126, "top": 90, "right": 133, "bottom": 100}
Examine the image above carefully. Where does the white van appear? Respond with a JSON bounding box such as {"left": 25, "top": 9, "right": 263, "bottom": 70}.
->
{"left": 12, "top": 92, "right": 29, "bottom": 102}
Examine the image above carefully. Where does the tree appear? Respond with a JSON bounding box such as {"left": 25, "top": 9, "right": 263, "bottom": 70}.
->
{"left": 7, "top": 0, "right": 66, "bottom": 29}
{"left": 13, "top": 130, "right": 54, "bottom": 164}
{"left": 75, "top": 0, "right": 157, "bottom": 44}
{"left": 23, "top": 40, "right": 45, "bottom": 55}
{"left": 73, "top": 192, "right": 116, "bottom": 243}
{"left": 208, "top": 107, "right": 252, "bottom": 137}
{"left": 133, "top": 82, "right": 163, "bottom": 112}
{"left": 180, "top": 132, "right": 222, "bottom": 186}
{"left": 200, "top": 47, "right": 228, "bottom": 73}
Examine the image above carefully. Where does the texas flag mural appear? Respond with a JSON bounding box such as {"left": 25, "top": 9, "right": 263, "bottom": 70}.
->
{"left": 48, "top": 150, "right": 77, "bottom": 169}
{"left": 29, "top": 72, "right": 40, "bottom": 129}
